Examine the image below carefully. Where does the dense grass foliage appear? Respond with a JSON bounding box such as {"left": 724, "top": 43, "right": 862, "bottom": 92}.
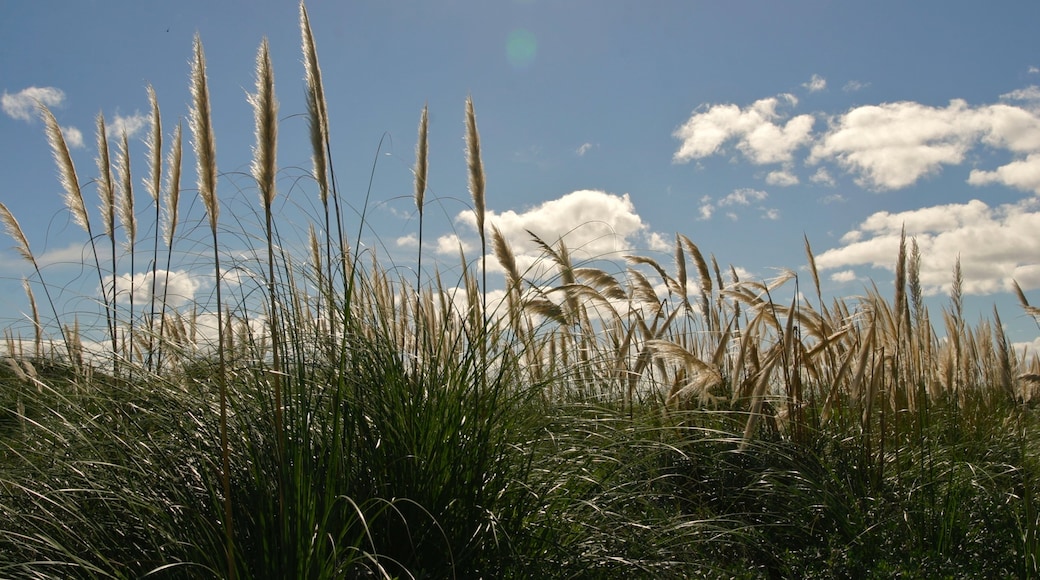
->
{"left": 3, "top": 3, "right": 1040, "bottom": 577}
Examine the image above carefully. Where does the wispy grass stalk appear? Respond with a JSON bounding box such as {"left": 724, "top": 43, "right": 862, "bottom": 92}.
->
{"left": 116, "top": 129, "right": 137, "bottom": 364}
{"left": 248, "top": 35, "right": 286, "bottom": 532}
{"left": 0, "top": 202, "right": 70, "bottom": 360}
{"left": 144, "top": 86, "right": 163, "bottom": 369}
{"left": 94, "top": 113, "right": 120, "bottom": 358}
{"left": 189, "top": 32, "right": 234, "bottom": 579}
{"left": 156, "top": 121, "right": 183, "bottom": 371}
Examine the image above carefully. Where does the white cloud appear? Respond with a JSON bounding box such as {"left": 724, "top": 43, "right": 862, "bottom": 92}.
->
{"left": 108, "top": 111, "right": 149, "bottom": 139}
{"left": 809, "top": 98, "right": 1040, "bottom": 191}
{"left": 819, "top": 193, "right": 846, "bottom": 204}
{"left": 761, "top": 208, "right": 780, "bottom": 220}
{"left": 830, "top": 270, "right": 857, "bottom": 283}
{"left": 719, "top": 188, "right": 768, "bottom": 206}
{"left": 454, "top": 189, "right": 661, "bottom": 276}
{"left": 810, "top": 167, "right": 835, "bottom": 186}
{"left": 2, "top": 86, "right": 65, "bottom": 121}
{"left": 1029, "top": 66, "right": 1040, "bottom": 75}
{"left": 106, "top": 269, "right": 204, "bottom": 308}
{"left": 62, "top": 126, "right": 84, "bottom": 148}
{"left": 396, "top": 233, "right": 418, "bottom": 248}
{"left": 815, "top": 198, "right": 1040, "bottom": 295}
{"left": 698, "top": 198, "right": 714, "bottom": 220}
{"left": 803, "top": 74, "right": 827, "bottom": 93}
{"left": 968, "top": 153, "right": 1040, "bottom": 194}
{"left": 1001, "top": 85, "right": 1040, "bottom": 102}
{"left": 842, "top": 80, "right": 870, "bottom": 92}
{"left": 809, "top": 99, "right": 979, "bottom": 190}
{"left": 672, "top": 94, "right": 815, "bottom": 165}
{"left": 676, "top": 87, "right": 1040, "bottom": 193}
{"left": 435, "top": 233, "right": 473, "bottom": 256}
{"left": 576, "top": 142, "right": 596, "bottom": 156}
{"left": 766, "top": 169, "right": 798, "bottom": 186}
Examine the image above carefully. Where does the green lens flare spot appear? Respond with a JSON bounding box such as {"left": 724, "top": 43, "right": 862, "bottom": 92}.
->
{"left": 506, "top": 29, "right": 537, "bottom": 69}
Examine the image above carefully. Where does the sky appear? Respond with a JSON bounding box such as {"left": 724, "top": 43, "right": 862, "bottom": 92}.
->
{"left": 2, "top": 1, "right": 1040, "bottom": 354}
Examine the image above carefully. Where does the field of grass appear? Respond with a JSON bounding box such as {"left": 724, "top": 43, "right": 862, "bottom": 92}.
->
{"left": 3, "top": 3, "right": 1040, "bottom": 578}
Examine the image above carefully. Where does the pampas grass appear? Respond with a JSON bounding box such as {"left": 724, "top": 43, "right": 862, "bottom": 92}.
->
{"left": 189, "top": 32, "right": 234, "bottom": 579}
{"left": 1, "top": 3, "right": 1039, "bottom": 577}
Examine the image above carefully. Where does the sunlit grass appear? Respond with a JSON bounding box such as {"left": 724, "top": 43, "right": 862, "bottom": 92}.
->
{"left": 2, "top": 2, "right": 1040, "bottom": 578}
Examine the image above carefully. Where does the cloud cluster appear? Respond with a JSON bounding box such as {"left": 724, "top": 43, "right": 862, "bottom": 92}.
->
{"left": 697, "top": 188, "right": 777, "bottom": 222}
{"left": 2, "top": 86, "right": 84, "bottom": 147}
{"left": 672, "top": 94, "right": 815, "bottom": 165}
{"left": 1, "top": 86, "right": 65, "bottom": 121}
{"left": 673, "top": 90, "right": 1040, "bottom": 195}
{"left": 814, "top": 198, "right": 1040, "bottom": 295}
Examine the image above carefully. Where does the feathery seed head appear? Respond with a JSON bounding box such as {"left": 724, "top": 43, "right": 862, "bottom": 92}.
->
{"left": 190, "top": 34, "right": 219, "bottom": 229}
{"left": 414, "top": 103, "right": 429, "bottom": 215}
{"left": 249, "top": 37, "right": 278, "bottom": 208}
{"left": 0, "top": 202, "right": 33, "bottom": 264}
{"left": 163, "top": 122, "right": 183, "bottom": 247}
{"left": 301, "top": 2, "right": 330, "bottom": 203}
{"left": 95, "top": 113, "right": 115, "bottom": 239}
{"left": 145, "top": 85, "right": 162, "bottom": 202}
{"left": 465, "top": 96, "right": 485, "bottom": 239}
{"left": 117, "top": 130, "right": 136, "bottom": 245}
{"left": 40, "top": 104, "right": 89, "bottom": 235}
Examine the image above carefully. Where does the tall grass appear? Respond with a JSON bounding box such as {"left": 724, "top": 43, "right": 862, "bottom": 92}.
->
{"left": 2, "top": 2, "right": 1040, "bottom": 577}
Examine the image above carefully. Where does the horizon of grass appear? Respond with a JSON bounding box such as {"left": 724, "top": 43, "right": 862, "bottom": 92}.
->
{"left": 2, "top": 2, "right": 1040, "bottom": 578}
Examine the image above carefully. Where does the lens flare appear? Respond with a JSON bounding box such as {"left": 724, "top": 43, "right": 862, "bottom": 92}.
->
{"left": 506, "top": 29, "right": 537, "bottom": 69}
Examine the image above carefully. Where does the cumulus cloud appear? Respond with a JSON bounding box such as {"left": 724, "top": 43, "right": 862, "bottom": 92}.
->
{"left": 672, "top": 94, "right": 815, "bottom": 165}
{"left": 2, "top": 86, "right": 65, "bottom": 121}
{"left": 814, "top": 198, "right": 1040, "bottom": 295}
{"left": 968, "top": 153, "right": 1040, "bottom": 193}
{"left": 766, "top": 169, "right": 799, "bottom": 186}
{"left": 435, "top": 234, "right": 474, "bottom": 256}
{"left": 803, "top": 74, "right": 827, "bottom": 92}
{"left": 809, "top": 98, "right": 1040, "bottom": 191}
{"left": 809, "top": 99, "right": 978, "bottom": 190}
{"left": 62, "top": 126, "right": 84, "bottom": 148}
{"left": 108, "top": 111, "right": 149, "bottom": 139}
{"left": 675, "top": 85, "right": 1040, "bottom": 194}
{"left": 396, "top": 233, "right": 418, "bottom": 248}
{"left": 106, "top": 269, "right": 204, "bottom": 308}
{"left": 454, "top": 189, "right": 660, "bottom": 276}
{"left": 830, "top": 270, "right": 857, "bottom": 283}
{"left": 576, "top": 142, "right": 596, "bottom": 156}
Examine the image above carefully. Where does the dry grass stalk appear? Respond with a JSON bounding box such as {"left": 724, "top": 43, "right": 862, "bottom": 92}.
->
{"left": 415, "top": 104, "right": 429, "bottom": 215}
{"left": 163, "top": 123, "right": 183, "bottom": 248}
{"left": 189, "top": 32, "right": 233, "bottom": 579}
{"left": 95, "top": 115, "right": 116, "bottom": 239}
{"left": 465, "top": 96, "right": 486, "bottom": 243}
{"left": 0, "top": 203, "right": 33, "bottom": 265}
{"left": 300, "top": 1, "right": 329, "bottom": 204}
{"left": 38, "top": 105, "right": 88, "bottom": 234}
{"left": 22, "top": 278, "right": 41, "bottom": 359}
{"left": 191, "top": 34, "right": 219, "bottom": 229}
{"left": 145, "top": 86, "right": 163, "bottom": 203}
{"left": 250, "top": 37, "right": 278, "bottom": 209}
{"left": 116, "top": 131, "right": 136, "bottom": 248}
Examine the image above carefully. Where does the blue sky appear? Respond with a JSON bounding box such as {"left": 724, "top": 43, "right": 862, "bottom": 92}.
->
{"left": 2, "top": 1, "right": 1040, "bottom": 352}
